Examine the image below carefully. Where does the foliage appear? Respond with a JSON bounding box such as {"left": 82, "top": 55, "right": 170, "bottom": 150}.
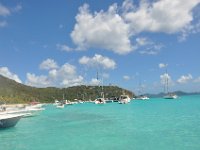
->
{"left": 0, "top": 75, "right": 134, "bottom": 104}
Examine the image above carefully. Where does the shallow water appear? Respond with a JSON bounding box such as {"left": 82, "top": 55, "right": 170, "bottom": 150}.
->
{"left": 1, "top": 95, "right": 200, "bottom": 150}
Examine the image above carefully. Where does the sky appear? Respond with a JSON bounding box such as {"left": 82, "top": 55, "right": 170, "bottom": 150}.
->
{"left": 0, "top": 0, "right": 200, "bottom": 94}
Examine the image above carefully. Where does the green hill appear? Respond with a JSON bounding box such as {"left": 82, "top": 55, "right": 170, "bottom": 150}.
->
{"left": 0, "top": 75, "right": 134, "bottom": 104}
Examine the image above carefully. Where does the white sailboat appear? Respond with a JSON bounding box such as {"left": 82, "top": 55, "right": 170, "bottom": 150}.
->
{"left": 163, "top": 70, "right": 178, "bottom": 99}
{"left": 94, "top": 71, "right": 106, "bottom": 104}
{"left": 136, "top": 81, "right": 149, "bottom": 100}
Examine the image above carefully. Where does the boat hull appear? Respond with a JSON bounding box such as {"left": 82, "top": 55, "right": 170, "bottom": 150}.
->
{"left": 163, "top": 94, "right": 178, "bottom": 99}
{"left": 0, "top": 114, "right": 22, "bottom": 128}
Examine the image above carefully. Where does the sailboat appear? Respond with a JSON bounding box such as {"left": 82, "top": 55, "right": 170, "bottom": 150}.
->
{"left": 94, "top": 71, "right": 106, "bottom": 104}
{"left": 163, "top": 70, "right": 178, "bottom": 99}
{"left": 136, "top": 81, "right": 149, "bottom": 100}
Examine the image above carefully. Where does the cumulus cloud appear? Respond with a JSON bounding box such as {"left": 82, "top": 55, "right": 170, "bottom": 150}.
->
{"left": 39, "top": 58, "right": 58, "bottom": 70}
{"left": 59, "top": 63, "right": 76, "bottom": 77}
{"left": 61, "top": 76, "right": 84, "bottom": 87}
{"left": 26, "top": 73, "right": 50, "bottom": 87}
{"left": 159, "top": 63, "right": 168, "bottom": 68}
{"left": 0, "top": 67, "right": 22, "bottom": 83}
{"left": 70, "top": 0, "right": 199, "bottom": 54}
{"left": 124, "top": 0, "right": 200, "bottom": 34}
{"left": 71, "top": 3, "right": 133, "bottom": 55}
{"left": 79, "top": 54, "right": 116, "bottom": 70}
{"left": 26, "top": 59, "right": 84, "bottom": 87}
{"left": 177, "top": 74, "right": 193, "bottom": 84}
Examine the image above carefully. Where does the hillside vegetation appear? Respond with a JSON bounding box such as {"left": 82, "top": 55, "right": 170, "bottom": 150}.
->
{"left": 0, "top": 75, "right": 134, "bottom": 104}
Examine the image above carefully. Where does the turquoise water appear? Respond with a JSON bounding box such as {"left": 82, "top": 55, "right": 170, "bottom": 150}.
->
{"left": 1, "top": 95, "right": 200, "bottom": 150}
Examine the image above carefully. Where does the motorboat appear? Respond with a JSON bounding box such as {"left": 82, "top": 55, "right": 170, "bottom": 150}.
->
{"left": 56, "top": 103, "right": 64, "bottom": 108}
{"left": 53, "top": 100, "right": 60, "bottom": 106}
{"left": 0, "top": 105, "right": 45, "bottom": 117}
{"left": 136, "top": 95, "right": 149, "bottom": 100}
{"left": 0, "top": 114, "right": 24, "bottom": 128}
{"left": 94, "top": 98, "right": 106, "bottom": 104}
{"left": 118, "top": 95, "right": 131, "bottom": 104}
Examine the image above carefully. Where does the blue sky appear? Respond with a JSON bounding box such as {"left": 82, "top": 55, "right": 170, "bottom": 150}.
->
{"left": 0, "top": 0, "right": 200, "bottom": 94}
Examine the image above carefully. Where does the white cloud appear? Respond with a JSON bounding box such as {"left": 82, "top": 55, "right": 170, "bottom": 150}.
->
{"left": 79, "top": 54, "right": 116, "bottom": 70}
{"left": 59, "top": 63, "right": 76, "bottom": 77}
{"left": 122, "top": 0, "right": 135, "bottom": 13}
{"left": 0, "top": 3, "right": 22, "bottom": 28}
{"left": 123, "top": 75, "right": 130, "bottom": 81}
{"left": 136, "top": 37, "right": 164, "bottom": 55}
{"left": 159, "top": 63, "right": 168, "bottom": 68}
{"left": 57, "top": 44, "right": 73, "bottom": 52}
{"left": 0, "top": 3, "right": 10, "bottom": 16}
{"left": 26, "top": 61, "right": 84, "bottom": 88}
{"left": 71, "top": 4, "right": 133, "bottom": 55}
{"left": 139, "top": 49, "right": 160, "bottom": 55}
{"left": 55, "top": 63, "right": 84, "bottom": 87}
{"left": 48, "top": 69, "right": 57, "bottom": 79}
{"left": 26, "top": 73, "right": 50, "bottom": 87}
{"left": 177, "top": 74, "right": 193, "bottom": 84}
{"left": 39, "top": 58, "right": 58, "bottom": 70}
{"left": 0, "top": 67, "right": 22, "bottom": 83}
{"left": 124, "top": 0, "right": 200, "bottom": 34}
{"left": 70, "top": 0, "right": 199, "bottom": 55}
{"left": 178, "top": 20, "right": 200, "bottom": 41}
{"left": 136, "top": 37, "right": 150, "bottom": 46}
{"left": 61, "top": 76, "right": 84, "bottom": 87}
{"left": 89, "top": 78, "right": 101, "bottom": 86}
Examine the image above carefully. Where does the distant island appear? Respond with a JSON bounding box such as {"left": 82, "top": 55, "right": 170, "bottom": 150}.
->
{"left": 0, "top": 75, "right": 134, "bottom": 104}
{"left": 144, "top": 91, "right": 200, "bottom": 98}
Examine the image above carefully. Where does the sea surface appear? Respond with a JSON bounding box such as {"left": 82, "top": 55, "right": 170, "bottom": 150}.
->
{"left": 1, "top": 95, "right": 200, "bottom": 150}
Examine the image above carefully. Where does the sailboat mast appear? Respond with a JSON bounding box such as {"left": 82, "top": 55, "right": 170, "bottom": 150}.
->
{"left": 96, "top": 71, "right": 99, "bottom": 81}
{"left": 165, "top": 69, "right": 169, "bottom": 94}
